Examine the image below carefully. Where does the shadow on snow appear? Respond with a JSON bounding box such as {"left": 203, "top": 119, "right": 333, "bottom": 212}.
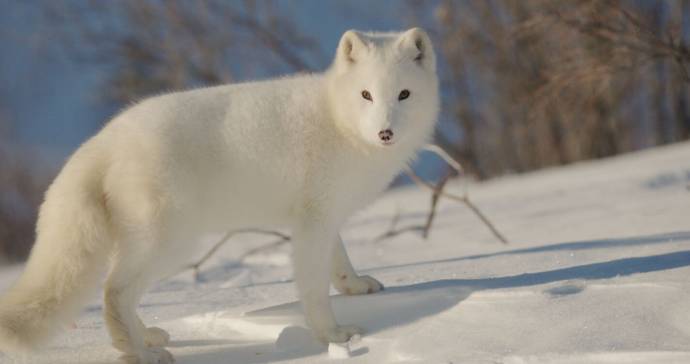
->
{"left": 174, "top": 231, "right": 690, "bottom": 364}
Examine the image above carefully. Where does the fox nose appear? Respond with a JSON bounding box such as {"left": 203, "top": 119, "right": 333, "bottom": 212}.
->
{"left": 378, "top": 129, "right": 394, "bottom": 143}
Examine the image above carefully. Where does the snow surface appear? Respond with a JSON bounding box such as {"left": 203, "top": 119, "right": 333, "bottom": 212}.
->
{"left": 1, "top": 142, "right": 690, "bottom": 364}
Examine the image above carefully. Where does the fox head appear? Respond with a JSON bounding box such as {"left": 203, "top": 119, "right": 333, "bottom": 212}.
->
{"left": 327, "top": 28, "right": 439, "bottom": 149}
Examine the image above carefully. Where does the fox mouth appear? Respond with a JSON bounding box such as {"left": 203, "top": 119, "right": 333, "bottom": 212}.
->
{"left": 381, "top": 140, "right": 395, "bottom": 146}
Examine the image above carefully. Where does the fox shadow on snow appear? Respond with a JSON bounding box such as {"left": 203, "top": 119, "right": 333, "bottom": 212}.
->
{"left": 176, "top": 231, "right": 690, "bottom": 364}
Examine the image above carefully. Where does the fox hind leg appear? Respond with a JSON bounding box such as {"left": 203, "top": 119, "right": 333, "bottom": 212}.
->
{"left": 104, "top": 247, "right": 173, "bottom": 364}
{"left": 142, "top": 325, "right": 170, "bottom": 348}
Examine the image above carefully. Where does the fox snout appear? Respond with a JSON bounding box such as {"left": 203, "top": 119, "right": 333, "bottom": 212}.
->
{"left": 378, "top": 129, "right": 394, "bottom": 145}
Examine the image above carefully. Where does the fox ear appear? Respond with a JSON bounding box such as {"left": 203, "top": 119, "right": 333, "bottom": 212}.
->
{"left": 337, "top": 30, "right": 367, "bottom": 65}
{"left": 398, "top": 27, "right": 436, "bottom": 71}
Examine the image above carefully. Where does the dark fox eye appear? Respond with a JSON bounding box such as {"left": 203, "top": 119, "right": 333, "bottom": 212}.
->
{"left": 361, "top": 90, "right": 372, "bottom": 101}
{"left": 398, "top": 89, "right": 410, "bottom": 101}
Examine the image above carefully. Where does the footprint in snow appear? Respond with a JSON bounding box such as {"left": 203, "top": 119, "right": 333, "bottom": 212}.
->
{"left": 544, "top": 280, "right": 586, "bottom": 297}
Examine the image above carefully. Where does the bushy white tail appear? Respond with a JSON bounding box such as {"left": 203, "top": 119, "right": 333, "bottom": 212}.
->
{"left": 0, "top": 143, "right": 111, "bottom": 353}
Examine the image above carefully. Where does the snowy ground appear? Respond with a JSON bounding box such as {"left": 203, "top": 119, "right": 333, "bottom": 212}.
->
{"left": 1, "top": 142, "right": 690, "bottom": 364}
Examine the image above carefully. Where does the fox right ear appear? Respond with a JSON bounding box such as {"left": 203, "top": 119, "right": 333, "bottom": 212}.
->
{"left": 337, "top": 30, "right": 367, "bottom": 65}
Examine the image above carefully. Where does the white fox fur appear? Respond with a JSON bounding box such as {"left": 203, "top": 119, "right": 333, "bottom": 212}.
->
{"left": 0, "top": 28, "right": 438, "bottom": 363}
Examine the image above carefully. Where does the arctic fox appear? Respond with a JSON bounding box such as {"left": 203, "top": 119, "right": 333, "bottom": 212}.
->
{"left": 0, "top": 28, "right": 438, "bottom": 363}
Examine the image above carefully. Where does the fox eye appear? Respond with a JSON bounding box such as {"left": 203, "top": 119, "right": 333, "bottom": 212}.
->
{"left": 398, "top": 89, "right": 410, "bottom": 101}
{"left": 361, "top": 90, "right": 372, "bottom": 101}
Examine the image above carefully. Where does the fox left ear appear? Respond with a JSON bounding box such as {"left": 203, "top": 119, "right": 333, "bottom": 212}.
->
{"left": 397, "top": 28, "right": 436, "bottom": 72}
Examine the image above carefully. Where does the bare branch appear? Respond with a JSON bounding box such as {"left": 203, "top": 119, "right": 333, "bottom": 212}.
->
{"left": 423, "top": 144, "right": 464, "bottom": 174}
{"left": 422, "top": 171, "right": 452, "bottom": 239}
{"left": 407, "top": 144, "right": 509, "bottom": 244}
{"left": 185, "top": 228, "right": 290, "bottom": 282}
{"left": 373, "top": 207, "right": 425, "bottom": 242}
{"left": 236, "top": 235, "right": 291, "bottom": 261}
{"left": 186, "top": 145, "right": 508, "bottom": 280}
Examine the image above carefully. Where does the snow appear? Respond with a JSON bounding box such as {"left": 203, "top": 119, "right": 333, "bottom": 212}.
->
{"left": 327, "top": 335, "right": 362, "bottom": 359}
{"left": 2, "top": 142, "right": 690, "bottom": 363}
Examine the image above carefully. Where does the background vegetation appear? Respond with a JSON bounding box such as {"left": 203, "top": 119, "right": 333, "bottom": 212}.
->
{"left": 1, "top": 0, "right": 688, "bottom": 261}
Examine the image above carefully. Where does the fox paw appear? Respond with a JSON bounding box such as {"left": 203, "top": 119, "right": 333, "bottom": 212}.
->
{"left": 120, "top": 347, "right": 174, "bottom": 364}
{"left": 335, "top": 274, "right": 384, "bottom": 295}
{"left": 144, "top": 327, "right": 170, "bottom": 347}
{"left": 316, "top": 325, "right": 363, "bottom": 343}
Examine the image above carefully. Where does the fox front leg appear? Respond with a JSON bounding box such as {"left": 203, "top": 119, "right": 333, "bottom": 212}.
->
{"left": 331, "top": 235, "right": 384, "bottom": 295}
{"left": 291, "top": 224, "right": 362, "bottom": 343}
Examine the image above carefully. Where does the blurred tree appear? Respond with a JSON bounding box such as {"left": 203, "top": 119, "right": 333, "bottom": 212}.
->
{"left": 1, "top": 0, "right": 327, "bottom": 262}
{"left": 38, "top": 0, "right": 690, "bottom": 180}
{"left": 3, "top": 0, "right": 689, "bottom": 261}
{"left": 424, "top": 0, "right": 690, "bottom": 179}
{"left": 45, "top": 0, "right": 325, "bottom": 105}
{"left": 0, "top": 109, "right": 49, "bottom": 261}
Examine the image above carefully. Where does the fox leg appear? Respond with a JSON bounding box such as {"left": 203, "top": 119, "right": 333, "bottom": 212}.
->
{"left": 104, "top": 241, "right": 173, "bottom": 364}
{"left": 292, "top": 223, "right": 362, "bottom": 343}
{"left": 331, "top": 235, "right": 384, "bottom": 295}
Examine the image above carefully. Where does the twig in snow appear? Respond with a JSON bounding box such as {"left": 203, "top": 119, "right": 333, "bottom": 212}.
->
{"left": 405, "top": 167, "right": 508, "bottom": 244}
{"left": 185, "top": 228, "right": 290, "bottom": 281}
{"left": 422, "top": 170, "right": 453, "bottom": 239}
{"left": 188, "top": 145, "right": 507, "bottom": 280}
{"left": 236, "top": 235, "right": 291, "bottom": 261}
{"left": 423, "top": 144, "right": 464, "bottom": 175}
{"left": 396, "top": 144, "right": 509, "bottom": 244}
{"left": 373, "top": 207, "right": 425, "bottom": 242}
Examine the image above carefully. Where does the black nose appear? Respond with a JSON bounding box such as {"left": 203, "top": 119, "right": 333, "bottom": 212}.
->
{"left": 378, "top": 129, "right": 394, "bottom": 142}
